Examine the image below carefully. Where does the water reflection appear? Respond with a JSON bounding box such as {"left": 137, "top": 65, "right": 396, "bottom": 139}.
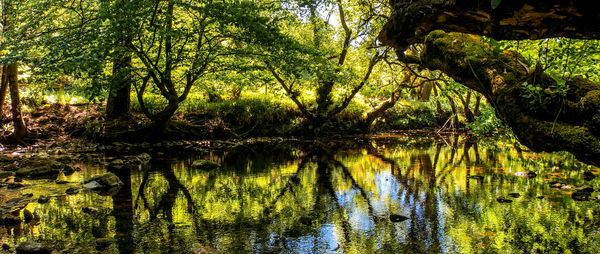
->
{"left": 3, "top": 134, "right": 600, "bottom": 253}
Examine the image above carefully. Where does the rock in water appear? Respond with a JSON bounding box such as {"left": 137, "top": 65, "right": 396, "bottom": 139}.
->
{"left": 15, "top": 166, "right": 60, "bottom": 179}
{"left": 572, "top": 191, "right": 591, "bottom": 201}
{"left": 549, "top": 182, "right": 569, "bottom": 189}
{"left": 15, "top": 241, "right": 51, "bottom": 254}
{"left": 14, "top": 158, "right": 67, "bottom": 179}
{"left": 389, "top": 214, "right": 409, "bottom": 222}
{"left": 82, "top": 207, "right": 100, "bottom": 215}
{"left": 496, "top": 196, "right": 513, "bottom": 203}
{"left": 62, "top": 165, "right": 76, "bottom": 176}
{"left": 82, "top": 181, "right": 102, "bottom": 190}
{"left": 23, "top": 209, "right": 34, "bottom": 223}
{"left": 508, "top": 193, "right": 521, "bottom": 198}
{"left": 108, "top": 159, "right": 125, "bottom": 169}
{"left": 191, "top": 160, "right": 221, "bottom": 171}
{"left": 0, "top": 214, "right": 22, "bottom": 226}
{"left": 514, "top": 170, "right": 537, "bottom": 178}
{"left": 583, "top": 171, "right": 596, "bottom": 181}
{"left": 37, "top": 196, "right": 50, "bottom": 204}
{"left": 83, "top": 173, "right": 124, "bottom": 190}
{"left": 137, "top": 153, "right": 152, "bottom": 162}
{"left": 572, "top": 186, "right": 594, "bottom": 201}
{"left": 65, "top": 187, "right": 79, "bottom": 195}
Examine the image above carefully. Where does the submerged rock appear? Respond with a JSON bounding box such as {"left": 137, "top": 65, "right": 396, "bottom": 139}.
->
{"left": 508, "top": 193, "right": 521, "bottom": 198}
{"left": 2, "top": 162, "right": 18, "bottom": 171}
{"left": 14, "top": 157, "right": 70, "bottom": 179}
{"left": 137, "top": 153, "right": 152, "bottom": 162}
{"left": 583, "top": 171, "right": 596, "bottom": 181}
{"left": 191, "top": 160, "right": 220, "bottom": 171}
{"left": 550, "top": 182, "right": 570, "bottom": 189}
{"left": 84, "top": 173, "right": 124, "bottom": 190}
{"left": 65, "top": 187, "right": 79, "bottom": 195}
{"left": 468, "top": 175, "right": 484, "bottom": 180}
{"left": 0, "top": 214, "right": 22, "bottom": 226}
{"left": 37, "top": 196, "right": 50, "bottom": 204}
{"left": 82, "top": 181, "right": 102, "bottom": 190}
{"left": 82, "top": 207, "right": 100, "bottom": 215}
{"left": 2, "top": 196, "right": 31, "bottom": 214}
{"left": 23, "top": 209, "right": 34, "bottom": 223}
{"left": 61, "top": 165, "right": 76, "bottom": 176}
{"left": 496, "top": 196, "right": 513, "bottom": 203}
{"left": 572, "top": 191, "right": 591, "bottom": 201}
{"left": 15, "top": 241, "right": 51, "bottom": 254}
{"left": 389, "top": 214, "right": 409, "bottom": 222}
{"left": 15, "top": 166, "right": 60, "bottom": 179}
{"left": 572, "top": 186, "right": 594, "bottom": 201}
{"left": 514, "top": 171, "right": 537, "bottom": 178}
{"left": 576, "top": 185, "right": 594, "bottom": 193}
{"left": 0, "top": 171, "right": 14, "bottom": 178}
{"left": 108, "top": 159, "right": 125, "bottom": 169}
{"left": 7, "top": 182, "right": 26, "bottom": 189}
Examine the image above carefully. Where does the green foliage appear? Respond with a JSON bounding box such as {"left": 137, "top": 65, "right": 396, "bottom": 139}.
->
{"left": 194, "top": 97, "right": 300, "bottom": 136}
{"left": 385, "top": 102, "right": 437, "bottom": 130}
{"left": 466, "top": 105, "right": 508, "bottom": 136}
{"left": 81, "top": 116, "right": 101, "bottom": 138}
{"left": 521, "top": 80, "right": 569, "bottom": 106}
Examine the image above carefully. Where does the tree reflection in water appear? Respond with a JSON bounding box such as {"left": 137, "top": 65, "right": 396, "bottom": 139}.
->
{"left": 6, "top": 134, "right": 600, "bottom": 253}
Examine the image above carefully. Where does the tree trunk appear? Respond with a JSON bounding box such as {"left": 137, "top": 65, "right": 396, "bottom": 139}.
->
{"left": 421, "top": 30, "right": 600, "bottom": 166}
{"left": 432, "top": 85, "right": 443, "bottom": 116}
{"left": 7, "top": 64, "right": 26, "bottom": 139}
{"left": 106, "top": 53, "right": 132, "bottom": 118}
{"left": 106, "top": 0, "right": 132, "bottom": 119}
{"left": 0, "top": 65, "right": 8, "bottom": 122}
{"left": 418, "top": 81, "right": 433, "bottom": 101}
{"left": 315, "top": 81, "right": 335, "bottom": 121}
{"left": 462, "top": 91, "right": 474, "bottom": 123}
{"left": 364, "top": 90, "right": 402, "bottom": 129}
{"left": 473, "top": 95, "right": 482, "bottom": 116}
{"left": 444, "top": 94, "right": 459, "bottom": 128}
{"left": 380, "top": 1, "right": 600, "bottom": 166}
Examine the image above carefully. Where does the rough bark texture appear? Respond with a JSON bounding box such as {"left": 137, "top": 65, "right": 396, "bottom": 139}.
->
{"left": 421, "top": 31, "right": 600, "bottom": 166}
{"left": 380, "top": 0, "right": 600, "bottom": 166}
{"left": 7, "top": 64, "right": 27, "bottom": 139}
{"left": 106, "top": 54, "right": 132, "bottom": 118}
{"left": 380, "top": 0, "right": 600, "bottom": 52}
{"left": 0, "top": 66, "right": 8, "bottom": 122}
{"left": 106, "top": 0, "right": 133, "bottom": 119}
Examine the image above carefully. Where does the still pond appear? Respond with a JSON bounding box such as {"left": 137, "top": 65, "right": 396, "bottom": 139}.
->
{"left": 2, "top": 134, "right": 600, "bottom": 253}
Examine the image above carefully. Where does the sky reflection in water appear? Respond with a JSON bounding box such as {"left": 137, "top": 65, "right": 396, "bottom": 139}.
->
{"left": 3, "top": 134, "right": 600, "bottom": 253}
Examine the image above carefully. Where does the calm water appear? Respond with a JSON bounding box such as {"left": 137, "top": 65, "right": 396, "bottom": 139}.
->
{"left": 3, "top": 134, "right": 600, "bottom": 253}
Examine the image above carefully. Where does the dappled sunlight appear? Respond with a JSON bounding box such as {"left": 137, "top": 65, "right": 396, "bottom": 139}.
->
{"left": 2, "top": 135, "right": 599, "bottom": 253}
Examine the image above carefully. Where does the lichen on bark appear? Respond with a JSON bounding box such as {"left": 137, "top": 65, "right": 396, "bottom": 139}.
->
{"left": 419, "top": 30, "right": 600, "bottom": 166}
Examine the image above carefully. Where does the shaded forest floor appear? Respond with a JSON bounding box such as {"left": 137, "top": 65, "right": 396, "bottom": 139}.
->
{"left": 1, "top": 99, "right": 454, "bottom": 149}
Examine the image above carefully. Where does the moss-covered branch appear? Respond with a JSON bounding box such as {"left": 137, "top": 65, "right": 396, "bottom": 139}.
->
{"left": 379, "top": 0, "right": 600, "bottom": 52}
{"left": 420, "top": 30, "right": 600, "bottom": 166}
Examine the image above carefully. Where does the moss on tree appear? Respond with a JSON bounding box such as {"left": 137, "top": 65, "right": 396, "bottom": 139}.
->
{"left": 420, "top": 30, "right": 600, "bottom": 166}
